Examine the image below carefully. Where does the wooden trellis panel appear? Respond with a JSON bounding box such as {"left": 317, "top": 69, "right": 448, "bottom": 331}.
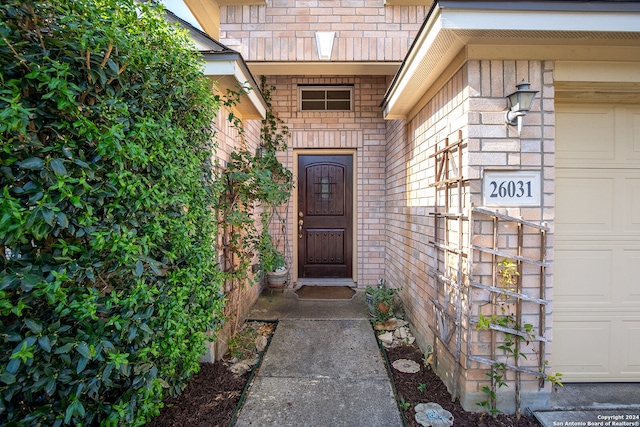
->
{"left": 427, "top": 131, "right": 467, "bottom": 401}
{"left": 467, "top": 207, "right": 550, "bottom": 416}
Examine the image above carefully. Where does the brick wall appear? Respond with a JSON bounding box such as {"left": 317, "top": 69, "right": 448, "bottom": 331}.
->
{"left": 464, "top": 59, "right": 555, "bottom": 413}
{"left": 201, "top": 105, "right": 264, "bottom": 362}
{"left": 385, "top": 64, "right": 468, "bottom": 398}
{"left": 219, "top": 1, "right": 428, "bottom": 61}
{"left": 385, "top": 60, "right": 555, "bottom": 412}
{"left": 265, "top": 75, "right": 388, "bottom": 286}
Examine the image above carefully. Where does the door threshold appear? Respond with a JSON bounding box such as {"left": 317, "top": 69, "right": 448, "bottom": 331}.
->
{"left": 295, "top": 278, "right": 356, "bottom": 288}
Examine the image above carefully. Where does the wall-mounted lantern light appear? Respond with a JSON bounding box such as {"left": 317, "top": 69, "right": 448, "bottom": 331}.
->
{"left": 315, "top": 32, "right": 335, "bottom": 61}
{"left": 505, "top": 80, "right": 539, "bottom": 135}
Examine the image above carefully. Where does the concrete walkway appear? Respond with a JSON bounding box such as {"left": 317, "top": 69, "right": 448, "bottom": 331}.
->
{"left": 533, "top": 383, "right": 640, "bottom": 427}
{"left": 234, "top": 289, "right": 403, "bottom": 427}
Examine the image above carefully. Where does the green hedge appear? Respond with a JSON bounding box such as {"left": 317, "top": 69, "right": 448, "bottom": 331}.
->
{"left": 0, "top": 0, "right": 225, "bottom": 425}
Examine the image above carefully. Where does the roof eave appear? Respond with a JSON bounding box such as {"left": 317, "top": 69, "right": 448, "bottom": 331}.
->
{"left": 166, "top": 8, "right": 267, "bottom": 119}
{"left": 382, "top": 2, "right": 640, "bottom": 120}
{"left": 201, "top": 52, "right": 267, "bottom": 119}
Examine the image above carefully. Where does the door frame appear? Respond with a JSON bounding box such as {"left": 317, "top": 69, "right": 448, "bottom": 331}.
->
{"left": 292, "top": 149, "right": 358, "bottom": 284}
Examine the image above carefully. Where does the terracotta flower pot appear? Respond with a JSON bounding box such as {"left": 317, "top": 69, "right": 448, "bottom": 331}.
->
{"left": 377, "top": 301, "right": 391, "bottom": 315}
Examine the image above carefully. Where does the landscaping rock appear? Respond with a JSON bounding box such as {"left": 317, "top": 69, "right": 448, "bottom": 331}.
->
{"left": 378, "top": 331, "right": 394, "bottom": 345}
{"left": 394, "top": 326, "right": 409, "bottom": 339}
{"left": 374, "top": 318, "right": 409, "bottom": 331}
{"left": 414, "top": 402, "right": 454, "bottom": 427}
{"left": 229, "top": 361, "right": 252, "bottom": 376}
{"left": 255, "top": 335, "right": 268, "bottom": 353}
{"left": 392, "top": 359, "right": 420, "bottom": 374}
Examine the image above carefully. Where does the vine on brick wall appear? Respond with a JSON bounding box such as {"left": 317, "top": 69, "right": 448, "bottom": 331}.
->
{"left": 213, "top": 76, "right": 293, "bottom": 289}
{"left": 476, "top": 259, "right": 563, "bottom": 416}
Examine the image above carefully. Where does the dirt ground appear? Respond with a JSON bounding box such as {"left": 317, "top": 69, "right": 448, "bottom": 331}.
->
{"left": 148, "top": 326, "right": 540, "bottom": 427}
{"left": 146, "top": 361, "right": 248, "bottom": 427}
{"left": 385, "top": 344, "right": 540, "bottom": 427}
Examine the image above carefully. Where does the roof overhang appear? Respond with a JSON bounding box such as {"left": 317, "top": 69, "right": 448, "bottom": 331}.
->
{"left": 201, "top": 52, "right": 267, "bottom": 119}
{"left": 164, "top": 9, "right": 267, "bottom": 119}
{"left": 382, "top": 1, "right": 640, "bottom": 120}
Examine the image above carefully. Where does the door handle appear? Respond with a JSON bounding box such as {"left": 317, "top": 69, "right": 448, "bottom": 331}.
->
{"left": 298, "top": 218, "right": 304, "bottom": 239}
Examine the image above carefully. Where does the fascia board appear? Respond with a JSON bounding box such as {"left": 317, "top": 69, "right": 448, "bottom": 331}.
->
{"left": 441, "top": 9, "right": 640, "bottom": 33}
{"left": 161, "top": 0, "right": 204, "bottom": 31}
{"left": 203, "top": 59, "right": 237, "bottom": 76}
{"left": 383, "top": 6, "right": 456, "bottom": 119}
{"left": 383, "top": 7, "right": 464, "bottom": 119}
{"left": 233, "top": 63, "right": 267, "bottom": 119}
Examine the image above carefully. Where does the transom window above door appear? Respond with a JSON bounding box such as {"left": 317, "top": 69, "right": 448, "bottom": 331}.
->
{"left": 298, "top": 85, "right": 353, "bottom": 111}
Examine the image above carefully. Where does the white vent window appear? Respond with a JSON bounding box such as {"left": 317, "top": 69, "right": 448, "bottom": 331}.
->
{"left": 299, "top": 86, "right": 353, "bottom": 111}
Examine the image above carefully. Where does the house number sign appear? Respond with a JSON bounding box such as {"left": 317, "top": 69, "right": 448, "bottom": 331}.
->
{"left": 483, "top": 171, "right": 541, "bottom": 207}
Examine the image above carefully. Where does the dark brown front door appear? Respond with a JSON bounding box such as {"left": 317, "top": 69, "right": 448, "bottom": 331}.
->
{"left": 298, "top": 155, "right": 353, "bottom": 278}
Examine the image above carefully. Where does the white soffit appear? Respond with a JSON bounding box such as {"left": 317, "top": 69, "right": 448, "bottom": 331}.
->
{"left": 203, "top": 59, "right": 266, "bottom": 119}
{"left": 383, "top": 5, "right": 640, "bottom": 120}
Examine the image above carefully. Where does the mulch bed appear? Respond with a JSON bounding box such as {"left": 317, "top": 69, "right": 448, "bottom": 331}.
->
{"left": 148, "top": 327, "right": 540, "bottom": 427}
{"left": 146, "top": 361, "right": 249, "bottom": 427}
{"left": 385, "top": 344, "right": 540, "bottom": 427}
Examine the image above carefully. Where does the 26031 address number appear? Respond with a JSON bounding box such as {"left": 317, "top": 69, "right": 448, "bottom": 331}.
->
{"left": 483, "top": 171, "right": 541, "bottom": 207}
{"left": 488, "top": 180, "right": 533, "bottom": 199}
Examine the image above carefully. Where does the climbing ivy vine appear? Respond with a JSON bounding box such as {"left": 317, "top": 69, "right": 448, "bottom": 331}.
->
{"left": 213, "top": 76, "right": 294, "bottom": 284}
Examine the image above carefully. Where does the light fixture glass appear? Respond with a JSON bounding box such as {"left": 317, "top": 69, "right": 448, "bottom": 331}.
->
{"left": 505, "top": 80, "right": 539, "bottom": 134}
{"left": 315, "top": 32, "right": 335, "bottom": 61}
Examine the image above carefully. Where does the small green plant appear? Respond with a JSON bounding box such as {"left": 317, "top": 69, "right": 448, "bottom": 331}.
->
{"left": 476, "top": 258, "right": 562, "bottom": 416}
{"left": 540, "top": 361, "right": 564, "bottom": 392}
{"left": 476, "top": 363, "right": 507, "bottom": 415}
{"left": 365, "top": 278, "right": 400, "bottom": 322}
{"left": 422, "top": 344, "right": 434, "bottom": 369}
{"left": 417, "top": 383, "right": 427, "bottom": 393}
{"left": 497, "top": 258, "right": 519, "bottom": 304}
{"left": 256, "top": 230, "right": 286, "bottom": 273}
{"left": 228, "top": 325, "right": 259, "bottom": 360}
{"left": 399, "top": 398, "right": 411, "bottom": 411}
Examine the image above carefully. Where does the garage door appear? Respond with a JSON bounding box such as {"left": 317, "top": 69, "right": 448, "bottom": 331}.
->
{"left": 555, "top": 104, "right": 640, "bottom": 382}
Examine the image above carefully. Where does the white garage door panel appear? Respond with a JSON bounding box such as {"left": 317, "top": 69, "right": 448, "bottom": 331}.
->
{"left": 556, "top": 103, "right": 640, "bottom": 382}
{"left": 622, "top": 250, "right": 640, "bottom": 303}
{"left": 555, "top": 175, "right": 614, "bottom": 233}
{"left": 626, "top": 178, "right": 640, "bottom": 229}
{"left": 555, "top": 318, "right": 640, "bottom": 381}
{"left": 556, "top": 107, "right": 615, "bottom": 162}
{"left": 553, "top": 320, "right": 613, "bottom": 379}
{"left": 556, "top": 169, "right": 640, "bottom": 235}
{"left": 622, "top": 322, "right": 640, "bottom": 375}
{"left": 554, "top": 248, "right": 612, "bottom": 303}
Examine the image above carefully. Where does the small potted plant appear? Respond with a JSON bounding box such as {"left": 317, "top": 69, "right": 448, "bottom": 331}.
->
{"left": 365, "top": 278, "right": 399, "bottom": 320}
{"left": 258, "top": 234, "right": 288, "bottom": 288}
